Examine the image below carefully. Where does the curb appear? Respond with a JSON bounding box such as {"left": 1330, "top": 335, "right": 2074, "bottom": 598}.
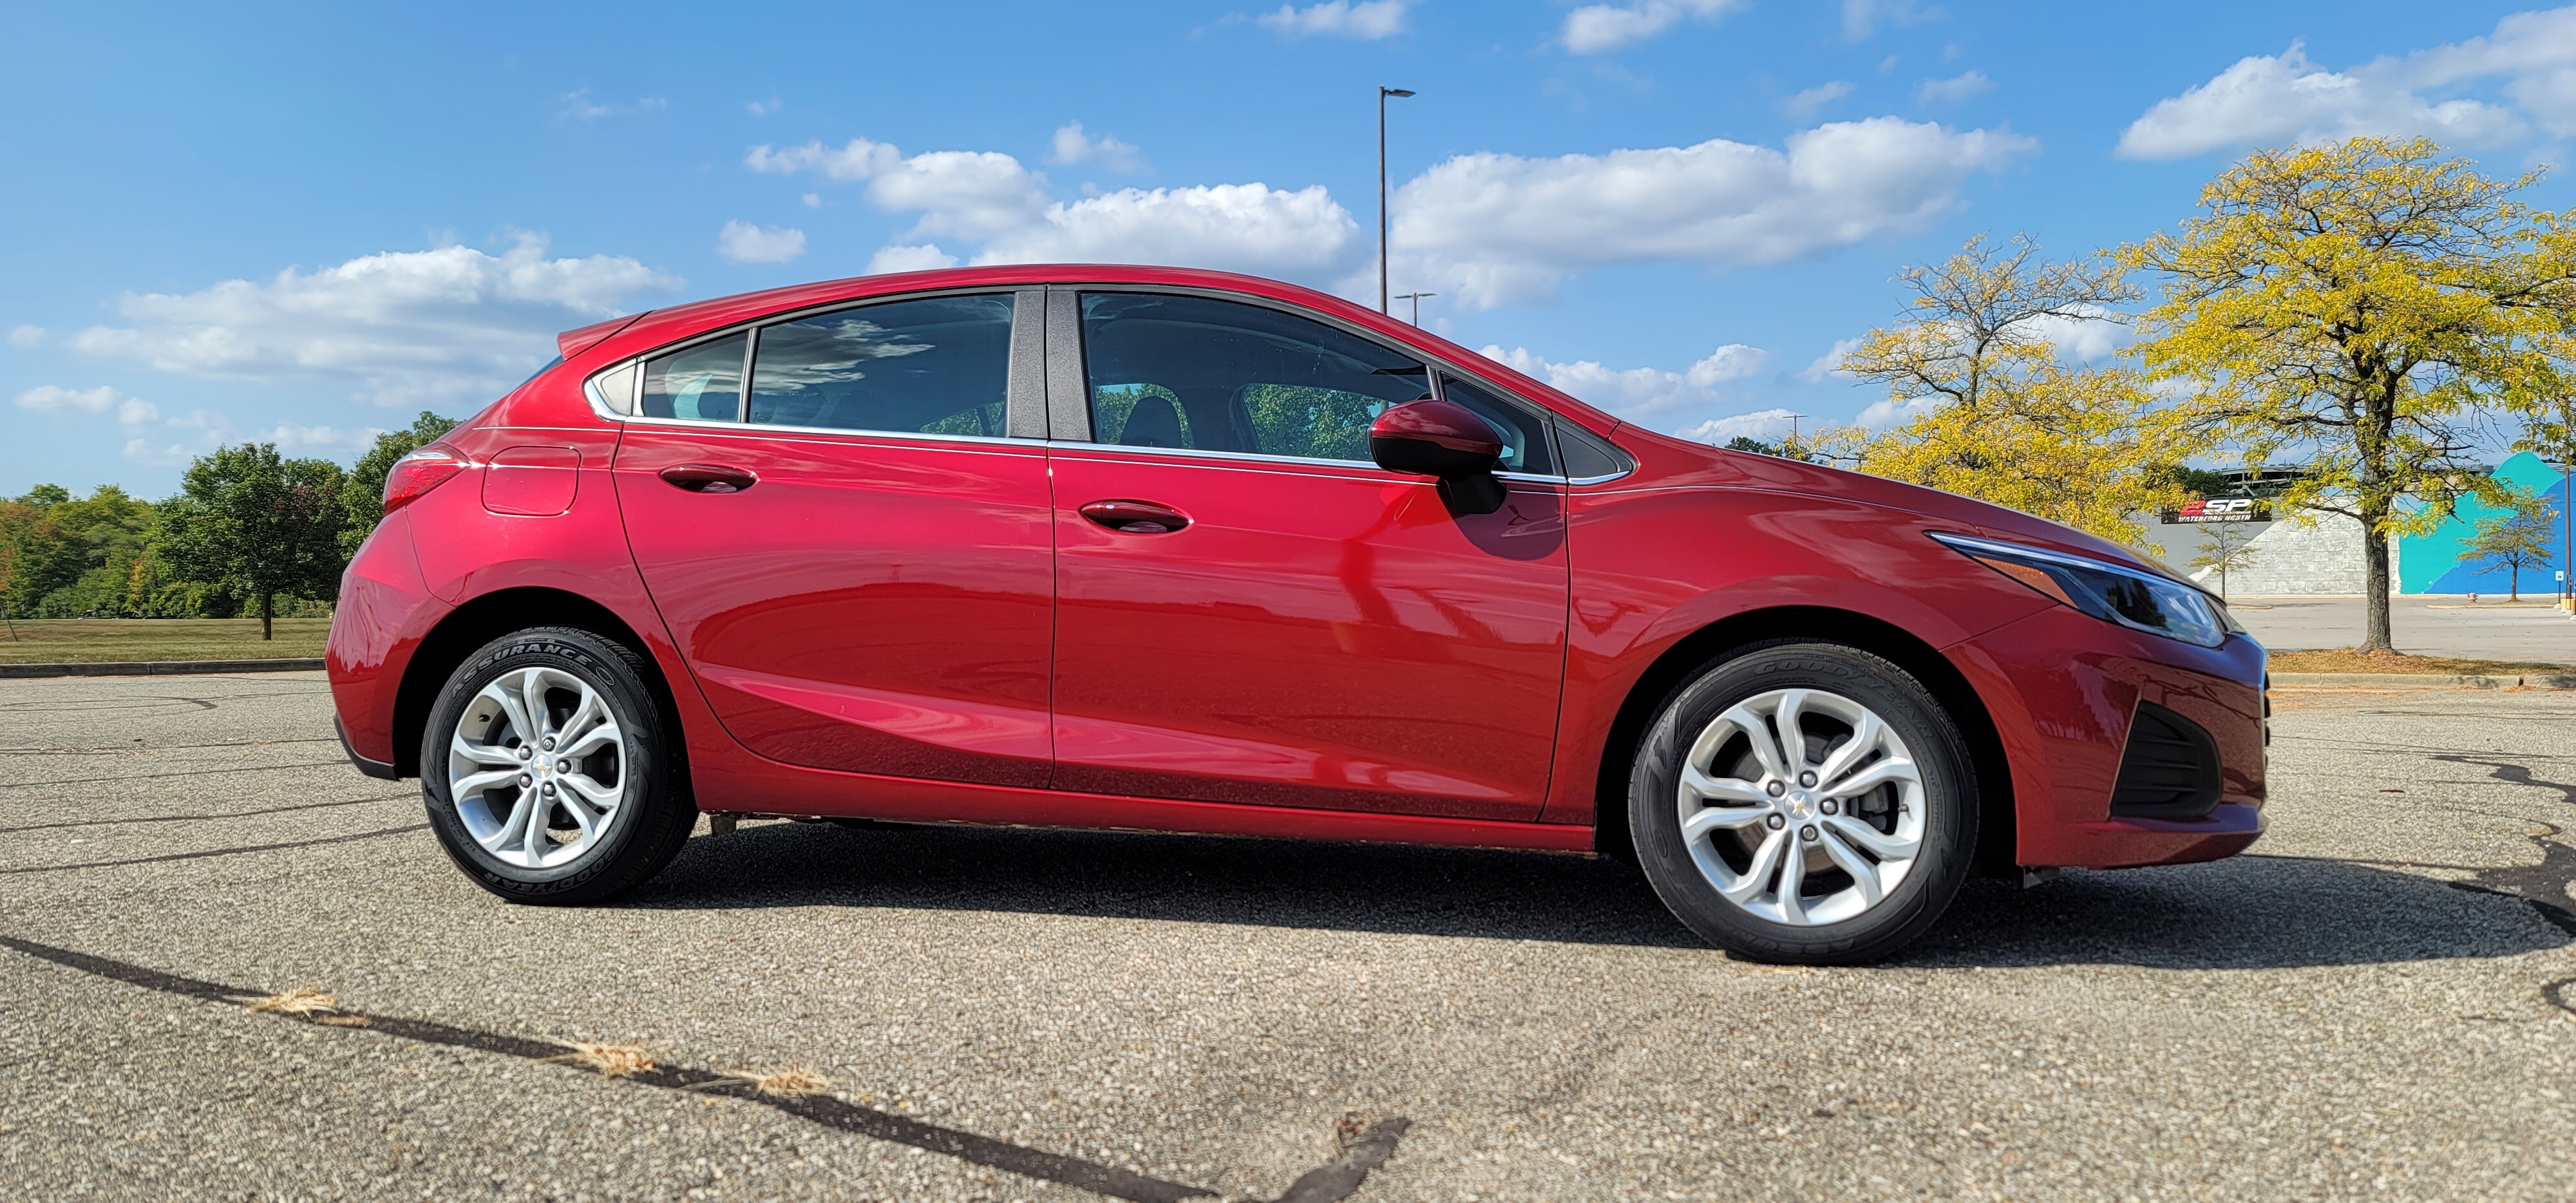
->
{"left": 2269, "top": 670, "right": 2576, "bottom": 690}
{"left": 0, "top": 658, "right": 325, "bottom": 679}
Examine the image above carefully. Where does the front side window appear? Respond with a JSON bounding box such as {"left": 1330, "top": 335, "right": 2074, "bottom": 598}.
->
{"left": 748, "top": 294, "right": 1014, "bottom": 436}
{"left": 1435, "top": 374, "right": 1555, "bottom": 475}
{"left": 1079, "top": 292, "right": 1432, "bottom": 462}
{"left": 642, "top": 334, "right": 745, "bottom": 422}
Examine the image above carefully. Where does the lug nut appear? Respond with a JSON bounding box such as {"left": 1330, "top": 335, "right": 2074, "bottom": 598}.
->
{"left": 1765, "top": 781, "right": 1786, "bottom": 797}
{"left": 1800, "top": 824, "right": 1819, "bottom": 842}
{"left": 516, "top": 774, "right": 532, "bottom": 788}
{"left": 515, "top": 746, "right": 531, "bottom": 761}
{"left": 542, "top": 736, "right": 556, "bottom": 750}
{"left": 1821, "top": 799, "right": 1839, "bottom": 816}
{"left": 1798, "top": 770, "right": 1817, "bottom": 787}
{"left": 556, "top": 760, "right": 571, "bottom": 773}
{"left": 541, "top": 782, "right": 556, "bottom": 796}
{"left": 1765, "top": 814, "right": 1786, "bottom": 830}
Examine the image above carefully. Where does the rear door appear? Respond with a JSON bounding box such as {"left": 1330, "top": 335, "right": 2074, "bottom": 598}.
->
{"left": 614, "top": 289, "right": 1057, "bottom": 788}
{"left": 1045, "top": 289, "right": 1571, "bottom": 820}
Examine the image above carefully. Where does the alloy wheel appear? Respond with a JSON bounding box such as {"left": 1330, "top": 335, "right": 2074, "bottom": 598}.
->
{"left": 446, "top": 666, "right": 628, "bottom": 869}
{"left": 1674, "top": 687, "right": 1925, "bottom": 926}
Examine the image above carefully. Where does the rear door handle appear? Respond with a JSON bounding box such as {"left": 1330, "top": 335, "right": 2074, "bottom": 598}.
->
{"left": 1079, "top": 499, "right": 1189, "bottom": 534}
{"left": 659, "top": 464, "right": 757, "bottom": 494}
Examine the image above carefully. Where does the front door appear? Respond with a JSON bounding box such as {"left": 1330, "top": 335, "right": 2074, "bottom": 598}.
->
{"left": 1047, "top": 290, "right": 1570, "bottom": 820}
{"left": 616, "top": 290, "right": 1057, "bottom": 788}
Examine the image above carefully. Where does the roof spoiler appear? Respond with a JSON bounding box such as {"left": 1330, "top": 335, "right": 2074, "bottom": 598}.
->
{"left": 556, "top": 312, "right": 650, "bottom": 360}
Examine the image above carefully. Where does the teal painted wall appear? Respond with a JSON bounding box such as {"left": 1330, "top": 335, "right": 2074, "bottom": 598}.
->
{"left": 2396, "top": 451, "right": 2573, "bottom": 593}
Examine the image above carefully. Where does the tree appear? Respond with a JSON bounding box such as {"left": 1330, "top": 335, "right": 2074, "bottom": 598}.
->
{"left": 2126, "top": 137, "right": 2576, "bottom": 651}
{"left": 1723, "top": 435, "right": 1812, "bottom": 460}
{"left": 2466, "top": 491, "right": 2557, "bottom": 601}
{"left": 160, "top": 444, "right": 348, "bottom": 639}
{"left": 2188, "top": 523, "right": 2262, "bottom": 600}
{"left": 343, "top": 411, "right": 462, "bottom": 558}
{"left": 1818, "top": 234, "right": 2195, "bottom": 546}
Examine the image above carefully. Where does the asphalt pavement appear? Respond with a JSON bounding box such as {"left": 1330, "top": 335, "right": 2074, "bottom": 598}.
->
{"left": 2231, "top": 594, "right": 2576, "bottom": 662}
{"left": 3, "top": 670, "right": 2573, "bottom": 1201}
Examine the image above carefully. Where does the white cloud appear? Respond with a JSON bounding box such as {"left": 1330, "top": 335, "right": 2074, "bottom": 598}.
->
{"left": 866, "top": 244, "right": 961, "bottom": 274}
{"left": 1255, "top": 0, "right": 1410, "bottom": 39}
{"left": 746, "top": 96, "right": 781, "bottom": 117}
{"left": 1916, "top": 70, "right": 1992, "bottom": 102}
{"left": 1785, "top": 81, "right": 1855, "bottom": 118}
{"left": 1676, "top": 408, "right": 1803, "bottom": 444}
{"left": 750, "top": 138, "right": 1048, "bottom": 238}
{"left": 2117, "top": 35, "right": 2533, "bottom": 160}
{"left": 7, "top": 325, "right": 42, "bottom": 347}
{"left": 974, "top": 184, "right": 1363, "bottom": 284}
{"left": 715, "top": 220, "right": 808, "bottom": 264}
{"left": 1479, "top": 343, "right": 1769, "bottom": 418}
{"left": 1855, "top": 395, "right": 1939, "bottom": 428}
{"left": 1047, "top": 122, "right": 1149, "bottom": 174}
{"left": 117, "top": 397, "right": 159, "bottom": 426}
{"left": 2029, "top": 309, "right": 2128, "bottom": 364}
{"left": 1562, "top": 0, "right": 1743, "bottom": 55}
{"left": 1801, "top": 337, "right": 1864, "bottom": 383}
{"left": 69, "top": 235, "right": 676, "bottom": 408}
{"left": 801, "top": 192, "right": 822, "bottom": 207}
{"left": 561, "top": 90, "right": 665, "bottom": 121}
{"left": 15, "top": 384, "right": 123, "bottom": 414}
{"left": 1392, "top": 118, "right": 2036, "bottom": 308}
{"left": 1842, "top": 0, "right": 1937, "bottom": 41}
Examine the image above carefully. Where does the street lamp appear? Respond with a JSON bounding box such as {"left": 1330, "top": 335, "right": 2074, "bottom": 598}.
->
{"left": 1393, "top": 290, "right": 1435, "bottom": 325}
{"left": 1378, "top": 86, "right": 1415, "bottom": 316}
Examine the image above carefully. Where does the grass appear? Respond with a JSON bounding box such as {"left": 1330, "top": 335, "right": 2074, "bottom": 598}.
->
{"left": 545, "top": 1041, "right": 655, "bottom": 1077}
{"left": 0, "top": 617, "right": 329, "bottom": 664}
{"left": 238, "top": 985, "right": 339, "bottom": 1015}
{"left": 2267, "top": 649, "right": 2576, "bottom": 676}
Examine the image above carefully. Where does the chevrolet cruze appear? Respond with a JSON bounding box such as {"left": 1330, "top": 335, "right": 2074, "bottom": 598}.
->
{"left": 327, "top": 265, "right": 2267, "bottom": 964}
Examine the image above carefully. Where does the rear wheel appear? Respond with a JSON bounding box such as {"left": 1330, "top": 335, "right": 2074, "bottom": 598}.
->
{"left": 1629, "top": 642, "right": 1976, "bottom": 964}
{"left": 421, "top": 627, "right": 694, "bottom": 904}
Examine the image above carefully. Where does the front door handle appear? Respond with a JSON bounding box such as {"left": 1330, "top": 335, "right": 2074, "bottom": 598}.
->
{"left": 1079, "top": 499, "right": 1189, "bottom": 534}
{"left": 659, "top": 464, "right": 757, "bottom": 494}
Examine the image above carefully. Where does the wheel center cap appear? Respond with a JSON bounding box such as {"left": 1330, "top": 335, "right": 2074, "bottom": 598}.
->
{"left": 1786, "top": 791, "right": 1814, "bottom": 817}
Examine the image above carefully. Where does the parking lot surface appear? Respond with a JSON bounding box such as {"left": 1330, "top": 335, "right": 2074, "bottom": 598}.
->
{"left": 2232, "top": 594, "right": 2576, "bottom": 663}
{"left": 3, "top": 670, "right": 2573, "bottom": 1202}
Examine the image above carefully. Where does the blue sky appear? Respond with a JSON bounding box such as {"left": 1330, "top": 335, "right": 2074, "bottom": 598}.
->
{"left": 5, "top": 1, "right": 2568, "bottom": 495}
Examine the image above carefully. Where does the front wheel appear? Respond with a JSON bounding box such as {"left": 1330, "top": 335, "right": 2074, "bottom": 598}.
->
{"left": 1629, "top": 642, "right": 1977, "bottom": 965}
{"left": 421, "top": 627, "right": 695, "bottom": 904}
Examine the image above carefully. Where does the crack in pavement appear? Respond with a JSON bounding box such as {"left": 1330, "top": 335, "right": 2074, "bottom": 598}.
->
{"left": 0, "top": 791, "right": 412, "bottom": 834}
{"left": 0, "top": 759, "right": 352, "bottom": 790}
{"left": 0, "top": 936, "right": 1412, "bottom": 1203}
{"left": 0, "top": 823, "right": 430, "bottom": 874}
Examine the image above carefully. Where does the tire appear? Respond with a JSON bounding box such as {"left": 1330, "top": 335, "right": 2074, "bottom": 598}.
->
{"left": 1629, "top": 641, "right": 1976, "bottom": 965}
{"left": 420, "top": 626, "right": 695, "bottom": 905}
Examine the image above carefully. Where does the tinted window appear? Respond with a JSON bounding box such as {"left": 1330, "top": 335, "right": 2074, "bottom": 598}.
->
{"left": 1079, "top": 292, "right": 1431, "bottom": 462}
{"left": 1435, "top": 374, "right": 1555, "bottom": 475}
{"left": 642, "top": 334, "right": 745, "bottom": 422}
{"left": 748, "top": 295, "right": 1014, "bottom": 435}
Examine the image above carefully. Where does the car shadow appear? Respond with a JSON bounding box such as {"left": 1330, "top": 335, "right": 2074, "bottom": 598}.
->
{"left": 628, "top": 822, "right": 2570, "bottom": 969}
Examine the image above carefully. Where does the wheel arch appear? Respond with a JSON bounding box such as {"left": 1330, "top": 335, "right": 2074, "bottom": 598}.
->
{"left": 390, "top": 587, "right": 683, "bottom": 779}
{"left": 1591, "top": 605, "right": 2016, "bottom": 875}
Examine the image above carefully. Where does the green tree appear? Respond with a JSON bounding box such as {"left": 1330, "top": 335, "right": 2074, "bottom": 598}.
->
{"left": 342, "top": 411, "right": 462, "bottom": 557}
{"left": 160, "top": 443, "right": 348, "bottom": 639}
{"left": 2126, "top": 137, "right": 2576, "bottom": 651}
{"left": 2465, "top": 491, "right": 2557, "bottom": 601}
{"left": 2188, "top": 524, "right": 2263, "bottom": 600}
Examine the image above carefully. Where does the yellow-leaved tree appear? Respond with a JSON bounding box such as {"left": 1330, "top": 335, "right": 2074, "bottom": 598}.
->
{"left": 1815, "top": 234, "right": 2194, "bottom": 547}
{"left": 2125, "top": 137, "right": 2576, "bottom": 652}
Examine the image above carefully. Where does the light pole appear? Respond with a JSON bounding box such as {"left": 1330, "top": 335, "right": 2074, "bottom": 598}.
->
{"left": 1378, "top": 86, "right": 1415, "bottom": 315}
{"left": 1394, "top": 290, "right": 1435, "bottom": 325}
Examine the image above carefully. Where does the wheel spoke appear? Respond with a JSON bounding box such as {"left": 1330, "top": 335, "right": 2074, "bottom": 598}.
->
{"left": 519, "top": 790, "right": 554, "bottom": 863}
{"left": 452, "top": 768, "right": 522, "bottom": 797}
{"left": 477, "top": 794, "right": 532, "bottom": 855}
{"left": 477, "top": 681, "right": 536, "bottom": 749}
{"left": 559, "top": 720, "right": 622, "bottom": 759}
{"left": 1774, "top": 689, "right": 1810, "bottom": 773}
{"left": 1824, "top": 814, "right": 1918, "bottom": 861}
{"left": 1821, "top": 755, "right": 1918, "bottom": 799}
{"left": 1776, "top": 835, "right": 1809, "bottom": 924}
{"left": 1718, "top": 704, "right": 1790, "bottom": 781}
{"left": 1681, "top": 804, "right": 1774, "bottom": 843}
{"left": 518, "top": 670, "right": 553, "bottom": 743}
{"left": 558, "top": 788, "right": 602, "bottom": 845}
{"left": 1817, "top": 824, "right": 1884, "bottom": 905}
{"left": 1720, "top": 830, "right": 1789, "bottom": 903}
{"left": 1814, "top": 711, "right": 1881, "bottom": 786}
{"left": 1680, "top": 763, "right": 1770, "bottom": 805}
{"left": 562, "top": 773, "right": 621, "bottom": 813}
{"left": 450, "top": 733, "right": 521, "bottom": 769}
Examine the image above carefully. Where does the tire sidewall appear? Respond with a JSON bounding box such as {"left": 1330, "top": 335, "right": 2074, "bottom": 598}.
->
{"left": 1630, "top": 643, "right": 1976, "bottom": 963}
{"left": 421, "top": 628, "right": 666, "bottom": 900}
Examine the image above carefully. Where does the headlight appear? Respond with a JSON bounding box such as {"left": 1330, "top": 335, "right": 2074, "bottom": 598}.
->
{"left": 1930, "top": 532, "right": 2232, "bottom": 649}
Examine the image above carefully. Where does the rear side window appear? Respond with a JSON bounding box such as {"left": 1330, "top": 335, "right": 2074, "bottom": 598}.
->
{"left": 1079, "top": 292, "right": 1432, "bottom": 463}
{"left": 748, "top": 294, "right": 1014, "bottom": 436}
{"left": 641, "top": 334, "right": 746, "bottom": 422}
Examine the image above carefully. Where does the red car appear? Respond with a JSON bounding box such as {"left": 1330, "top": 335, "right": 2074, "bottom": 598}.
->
{"left": 327, "top": 265, "right": 2266, "bottom": 964}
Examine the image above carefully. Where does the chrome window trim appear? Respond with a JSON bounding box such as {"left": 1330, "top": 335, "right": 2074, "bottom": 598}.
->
{"left": 610, "top": 410, "right": 1046, "bottom": 450}
{"left": 1566, "top": 470, "right": 1630, "bottom": 486}
{"left": 1046, "top": 437, "right": 1562, "bottom": 484}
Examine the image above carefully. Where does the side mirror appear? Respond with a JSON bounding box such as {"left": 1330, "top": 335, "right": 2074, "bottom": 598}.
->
{"left": 1369, "top": 399, "right": 1508, "bottom": 515}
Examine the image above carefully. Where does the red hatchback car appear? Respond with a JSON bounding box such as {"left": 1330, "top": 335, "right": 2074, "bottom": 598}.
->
{"left": 327, "top": 265, "right": 2266, "bottom": 963}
